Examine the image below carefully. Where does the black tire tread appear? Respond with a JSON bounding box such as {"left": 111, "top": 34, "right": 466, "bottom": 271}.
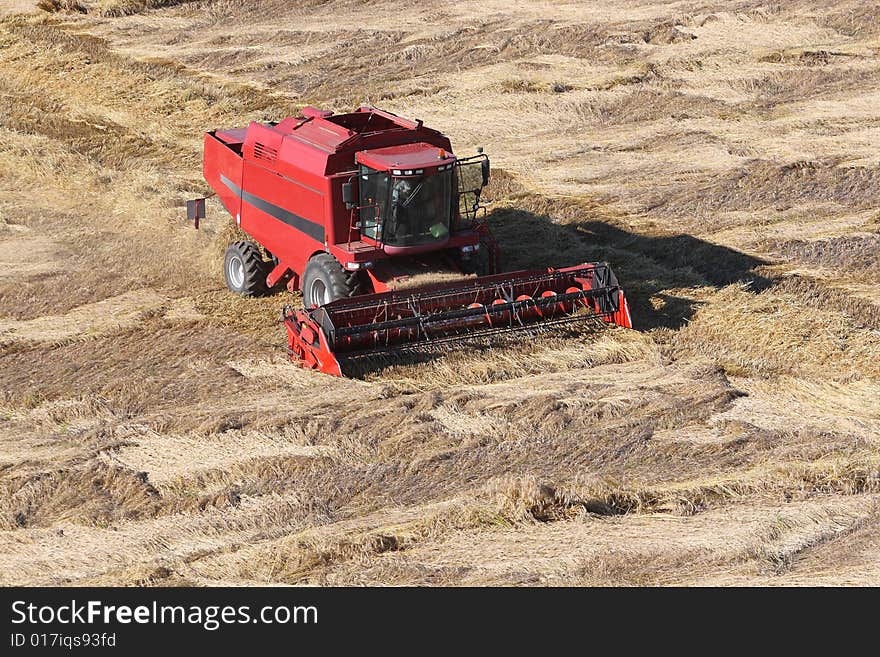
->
{"left": 303, "top": 253, "right": 359, "bottom": 306}
{"left": 456, "top": 234, "right": 497, "bottom": 276}
{"left": 225, "top": 241, "right": 269, "bottom": 297}
{"left": 344, "top": 268, "right": 363, "bottom": 297}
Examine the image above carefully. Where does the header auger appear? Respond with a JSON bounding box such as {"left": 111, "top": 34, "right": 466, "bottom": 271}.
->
{"left": 195, "top": 106, "right": 631, "bottom": 376}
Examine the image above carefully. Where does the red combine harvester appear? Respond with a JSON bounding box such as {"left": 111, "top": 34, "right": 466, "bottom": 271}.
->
{"left": 194, "top": 106, "right": 631, "bottom": 376}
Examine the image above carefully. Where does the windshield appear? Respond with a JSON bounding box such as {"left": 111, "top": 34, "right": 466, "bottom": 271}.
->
{"left": 358, "top": 166, "right": 453, "bottom": 246}
{"left": 386, "top": 171, "right": 452, "bottom": 246}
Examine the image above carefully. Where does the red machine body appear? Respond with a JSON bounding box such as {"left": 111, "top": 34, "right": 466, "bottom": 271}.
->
{"left": 201, "top": 106, "right": 631, "bottom": 376}
{"left": 203, "top": 106, "right": 483, "bottom": 293}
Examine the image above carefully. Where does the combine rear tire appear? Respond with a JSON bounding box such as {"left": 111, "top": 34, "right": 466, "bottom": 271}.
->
{"left": 302, "top": 253, "right": 360, "bottom": 308}
{"left": 224, "top": 241, "right": 269, "bottom": 296}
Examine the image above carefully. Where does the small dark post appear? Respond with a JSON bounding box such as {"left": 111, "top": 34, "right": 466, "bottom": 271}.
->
{"left": 186, "top": 198, "right": 207, "bottom": 229}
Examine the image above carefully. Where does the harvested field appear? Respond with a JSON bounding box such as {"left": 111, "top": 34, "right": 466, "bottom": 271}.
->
{"left": 1, "top": 0, "right": 878, "bottom": 586}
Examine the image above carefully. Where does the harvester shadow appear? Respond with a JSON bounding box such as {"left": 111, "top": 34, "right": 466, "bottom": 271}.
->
{"left": 332, "top": 209, "right": 769, "bottom": 378}
{"left": 488, "top": 207, "right": 770, "bottom": 330}
{"left": 275, "top": 206, "right": 770, "bottom": 378}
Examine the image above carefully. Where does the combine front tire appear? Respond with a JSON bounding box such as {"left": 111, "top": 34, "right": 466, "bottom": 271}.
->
{"left": 457, "top": 234, "right": 498, "bottom": 276}
{"left": 224, "top": 241, "right": 269, "bottom": 296}
{"left": 302, "top": 253, "right": 360, "bottom": 308}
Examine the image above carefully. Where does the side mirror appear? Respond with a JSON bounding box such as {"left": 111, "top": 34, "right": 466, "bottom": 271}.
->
{"left": 342, "top": 181, "right": 355, "bottom": 209}
{"left": 481, "top": 159, "right": 490, "bottom": 187}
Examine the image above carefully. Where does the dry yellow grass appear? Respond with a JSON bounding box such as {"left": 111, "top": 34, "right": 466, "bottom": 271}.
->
{"left": 1, "top": 0, "right": 879, "bottom": 586}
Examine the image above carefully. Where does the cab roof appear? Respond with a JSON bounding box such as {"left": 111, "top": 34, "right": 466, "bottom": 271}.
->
{"left": 356, "top": 142, "right": 455, "bottom": 172}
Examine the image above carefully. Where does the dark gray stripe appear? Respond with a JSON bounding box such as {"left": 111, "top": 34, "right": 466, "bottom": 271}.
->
{"left": 221, "top": 174, "right": 325, "bottom": 243}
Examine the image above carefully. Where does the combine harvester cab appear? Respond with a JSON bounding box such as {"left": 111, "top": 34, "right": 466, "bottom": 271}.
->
{"left": 198, "top": 106, "right": 631, "bottom": 377}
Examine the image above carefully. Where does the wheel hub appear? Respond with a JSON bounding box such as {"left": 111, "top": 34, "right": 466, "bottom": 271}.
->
{"left": 228, "top": 255, "right": 245, "bottom": 288}
{"left": 310, "top": 278, "right": 329, "bottom": 306}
